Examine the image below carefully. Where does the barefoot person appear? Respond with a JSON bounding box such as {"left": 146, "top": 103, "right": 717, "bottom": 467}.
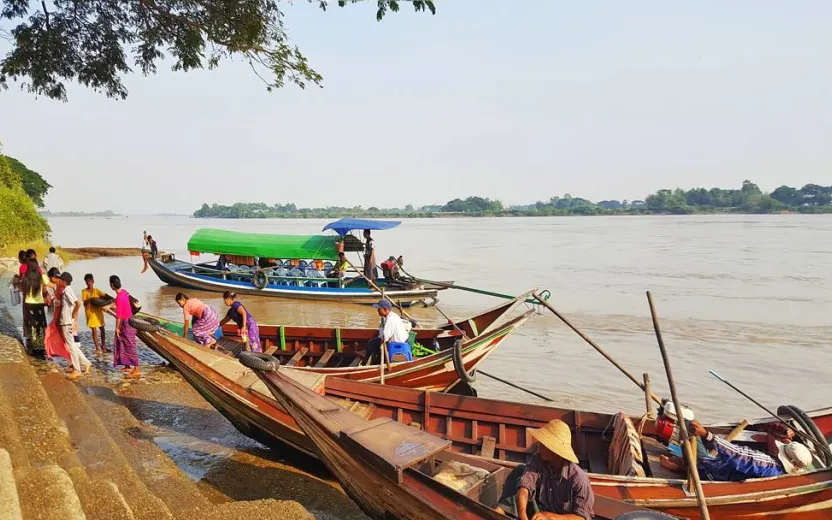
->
{"left": 20, "top": 257, "right": 50, "bottom": 356}
{"left": 110, "top": 275, "right": 140, "bottom": 378}
{"left": 175, "top": 293, "right": 219, "bottom": 348}
{"left": 50, "top": 270, "right": 92, "bottom": 380}
{"left": 219, "top": 291, "right": 262, "bottom": 352}
{"left": 81, "top": 273, "right": 109, "bottom": 355}
{"left": 496, "top": 419, "right": 594, "bottom": 519}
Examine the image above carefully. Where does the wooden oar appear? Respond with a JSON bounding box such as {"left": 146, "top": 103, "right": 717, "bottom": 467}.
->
{"left": 532, "top": 292, "right": 662, "bottom": 405}
{"left": 647, "top": 291, "right": 711, "bottom": 520}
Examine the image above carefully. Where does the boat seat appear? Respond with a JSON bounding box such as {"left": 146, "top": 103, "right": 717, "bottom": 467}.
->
{"left": 340, "top": 418, "right": 452, "bottom": 484}
{"left": 607, "top": 412, "right": 645, "bottom": 477}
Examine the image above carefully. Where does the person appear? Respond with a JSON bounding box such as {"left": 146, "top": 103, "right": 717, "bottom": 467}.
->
{"left": 51, "top": 271, "right": 91, "bottom": 380}
{"left": 216, "top": 254, "right": 229, "bottom": 271}
{"left": 175, "top": 293, "right": 220, "bottom": 348}
{"left": 146, "top": 234, "right": 158, "bottom": 258}
{"left": 42, "top": 246, "right": 64, "bottom": 272}
{"left": 659, "top": 419, "right": 813, "bottom": 481}
{"left": 496, "top": 419, "right": 594, "bottom": 520}
{"left": 326, "top": 252, "right": 349, "bottom": 279}
{"left": 362, "top": 229, "right": 377, "bottom": 281}
{"left": 111, "top": 275, "right": 141, "bottom": 378}
{"left": 219, "top": 291, "right": 261, "bottom": 353}
{"left": 20, "top": 257, "right": 50, "bottom": 356}
{"left": 81, "top": 273, "right": 109, "bottom": 355}
{"left": 17, "top": 250, "right": 27, "bottom": 276}
{"left": 364, "top": 299, "right": 410, "bottom": 364}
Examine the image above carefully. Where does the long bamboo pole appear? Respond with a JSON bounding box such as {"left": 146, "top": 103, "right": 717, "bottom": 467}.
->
{"left": 531, "top": 292, "right": 662, "bottom": 405}
{"left": 344, "top": 258, "right": 416, "bottom": 322}
{"left": 647, "top": 291, "right": 710, "bottom": 520}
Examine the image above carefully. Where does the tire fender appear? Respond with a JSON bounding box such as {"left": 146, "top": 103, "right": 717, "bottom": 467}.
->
{"left": 452, "top": 339, "right": 476, "bottom": 383}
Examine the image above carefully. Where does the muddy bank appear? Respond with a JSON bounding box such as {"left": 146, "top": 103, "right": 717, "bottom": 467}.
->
{"left": 62, "top": 247, "right": 143, "bottom": 259}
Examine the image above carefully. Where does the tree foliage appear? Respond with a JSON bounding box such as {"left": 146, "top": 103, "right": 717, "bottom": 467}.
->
{"left": 0, "top": 0, "right": 435, "bottom": 101}
{"left": 4, "top": 156, "right": 51, "bottom": 207}
{"left": 0, "top": 154, "right": 50, "bottom": 245}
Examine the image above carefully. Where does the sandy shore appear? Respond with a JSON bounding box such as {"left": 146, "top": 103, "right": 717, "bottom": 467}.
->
{"left": 62, "top": 247, "right": 143, "bottom": 259}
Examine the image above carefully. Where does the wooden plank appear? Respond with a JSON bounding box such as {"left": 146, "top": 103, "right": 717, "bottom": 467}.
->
{"left": 286, "top": 347, "right": 309, "bottom": 367}
{"left": 480, "top": 435, "right": 496, "bottom": 459}
{"left": 583, "top": 432, "right": 608, "bottom": 474}
{"left": 315, "top": 349, "right": 335, "bottom": 368}
{"left": 264, "top": 346, "right": 278, "bottom": 356}
{"left": 340, "top": 419, "right": 451, "bottom": 484}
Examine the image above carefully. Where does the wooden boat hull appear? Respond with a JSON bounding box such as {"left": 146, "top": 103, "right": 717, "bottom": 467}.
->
{"left": 149, "top": 257, "right": 445, "bottom": 305}
{"left": 134, "top": 311, "right": 531, "bottom": 456}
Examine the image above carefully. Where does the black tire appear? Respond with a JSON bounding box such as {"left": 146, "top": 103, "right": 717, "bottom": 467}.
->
{"left": 128, "top": 316, "right": 161, "bottom": 333}
{"left": 239, "top": 352, "right": 280, "bottom": 372}
{"left": 778, "top": 405, "right": 832, "bottom": 466}
{"left": 252, "top": 270, "right": 268, "bottom": 290}
{"left": 90, "top": 296, "right": 114, "bottom": 307}
{"left": 614, "top": 512, "right": 678, "bottom": 520}
{"left": 452, "top": 339, "right": 476, "bottom": 383}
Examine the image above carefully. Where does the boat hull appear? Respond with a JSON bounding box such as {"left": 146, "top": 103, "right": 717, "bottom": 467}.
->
{"left": 149, "top": 258, "right": 444, "bottom": 305}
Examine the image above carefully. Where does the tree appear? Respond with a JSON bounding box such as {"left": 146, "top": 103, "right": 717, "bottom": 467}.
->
{"left": 0, "top": 0, "right": 435, "bottom": 101}
{"left": 771, "top": 185, "right": 800, "bottom": 207}
{"left": 0, "top": 154, "right": 50, "bottom": 244}
{"left": 5, "top": 157, "right": 51, "bottom": 207}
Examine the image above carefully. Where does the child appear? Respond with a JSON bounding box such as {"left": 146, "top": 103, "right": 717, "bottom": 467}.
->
{"left": 81, "top": 273, "right": 109, "bottom": 355}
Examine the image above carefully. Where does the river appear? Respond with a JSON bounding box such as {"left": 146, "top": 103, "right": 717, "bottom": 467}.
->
{"left": 48, "top": 214, "right": 832, "bottom": 423}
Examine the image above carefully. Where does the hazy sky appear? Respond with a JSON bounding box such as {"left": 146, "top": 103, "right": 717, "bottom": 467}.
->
{"left": 2, "top": 1, "right": 831, "bottom": 213}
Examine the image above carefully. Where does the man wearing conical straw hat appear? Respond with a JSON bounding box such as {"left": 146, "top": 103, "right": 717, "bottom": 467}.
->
{"left": 496, "top": 419, "right": 594, "bottom": 519}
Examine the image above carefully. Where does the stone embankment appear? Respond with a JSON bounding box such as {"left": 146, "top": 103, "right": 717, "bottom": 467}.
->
{"left": 0, "top": 265, "right": 315, "bottom": 520}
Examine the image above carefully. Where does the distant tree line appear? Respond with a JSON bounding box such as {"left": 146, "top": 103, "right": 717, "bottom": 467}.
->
{"left": 193, "top": 181, "right": 832, "bottom": 219}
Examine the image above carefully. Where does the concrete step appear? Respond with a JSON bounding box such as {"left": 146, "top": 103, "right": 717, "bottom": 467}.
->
{"left": 15, "top": 465, "right": 86, "bottom": 520}
{"left": 0, "top": 449, "right": 23, "bottom": 520}
{"left": 81, "top": 383, "right": 213, "bottom": 513}
{"left": 37, "top": 371, "right": 175, "bottom": 520}
{"left": 175, "top": 499, "right": 314, "bottom": 520}
{"left": 71, "top": 475, "right": 137, "bottom": 520}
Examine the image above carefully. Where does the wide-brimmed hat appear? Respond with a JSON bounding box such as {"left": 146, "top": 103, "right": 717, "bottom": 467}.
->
{"left": 529, "top": 419, "right": 579, "bottom": 464}
{"left": 776, "top": 441, "right": 813, "bottom": 474}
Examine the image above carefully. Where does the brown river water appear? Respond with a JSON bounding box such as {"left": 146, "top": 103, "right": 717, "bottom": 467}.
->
{"left": 48, "top": 214, "right": 832, "bottom": 423}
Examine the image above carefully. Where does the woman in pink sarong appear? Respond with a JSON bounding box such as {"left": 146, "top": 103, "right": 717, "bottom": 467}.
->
{"left": 110, "top": 275, "right": 140, "bottom": 378}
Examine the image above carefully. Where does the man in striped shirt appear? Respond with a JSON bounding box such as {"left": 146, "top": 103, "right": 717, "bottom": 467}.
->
{"left": 660, "top": 420, "right": 814, "bottom": 481}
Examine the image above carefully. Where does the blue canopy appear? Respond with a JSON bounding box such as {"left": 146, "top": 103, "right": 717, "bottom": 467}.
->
{"left": 322, "top": 218, "right": 401, "bottom": 237}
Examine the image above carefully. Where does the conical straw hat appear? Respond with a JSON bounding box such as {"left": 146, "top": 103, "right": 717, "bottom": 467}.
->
{"left": 529, "top": 419, "right": 579, "bottom": 464}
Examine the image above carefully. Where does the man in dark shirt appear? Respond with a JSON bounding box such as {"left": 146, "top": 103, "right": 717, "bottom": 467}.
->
{"left": 496, "top": 419, "right": 594, "bottom": 520}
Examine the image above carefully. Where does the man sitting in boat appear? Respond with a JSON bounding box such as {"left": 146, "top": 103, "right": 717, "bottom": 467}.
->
{"left": 364, "top": 299, "right": 411, "bottom": 364}
{"left": 496, "top": 419, "right": 594, "bottom": 520}
{"left": 659, "top": 419, "right": 813, "bottom": 481}
{"left": 326, "top": 253, "right": 349, "bottom": 279}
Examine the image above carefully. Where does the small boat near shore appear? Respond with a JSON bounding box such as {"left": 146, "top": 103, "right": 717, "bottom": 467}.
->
{"left": 240, "top": 356, "right": 832, "bottom": 520}
{"left": 148, "top": 220, "right": 451, "bottom": 305}
{"left": 244, "top": 356, "right": 673, "bottom": 520}
{"left": 132, "top": 295, "right": 533, "bottom": 456}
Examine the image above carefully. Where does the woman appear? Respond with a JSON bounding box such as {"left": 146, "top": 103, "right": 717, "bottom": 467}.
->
{"left": 110, "top": 275, "right": 140, "bottom": 378}
{"left": 21, "top": 258, "right": 50, "bottom": 356}
{"left": 219, "top": 291, "right": 261, "bottom": 353}
{"left": 175, "top": 293, "right": 219, "bottom": 348}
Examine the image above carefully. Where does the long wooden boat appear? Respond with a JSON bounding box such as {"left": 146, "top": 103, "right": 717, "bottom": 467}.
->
{"left": 148, "top": 221, "right": 450, "bottom": 305}
{"left": 247, "top": 358, "right": 675, "bottom": 520}
{"left": 244, "top": 369, "right": 832, "bottom": 520}
{"left": 133, "top": 299, "right": 533, "bottom": 456}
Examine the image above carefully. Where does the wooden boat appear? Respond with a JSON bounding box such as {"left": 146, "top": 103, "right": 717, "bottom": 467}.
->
{"left": 246, "top": 357, "right": 675, "bottom": 520}
{"left": 148, "top": 220, "right": 450, "bottom": 305}
{"left": 243, "top": 364, "right": 832, "bottom": 520}
{"left": 132, "top": 297, "right": 533, "bottom": 456}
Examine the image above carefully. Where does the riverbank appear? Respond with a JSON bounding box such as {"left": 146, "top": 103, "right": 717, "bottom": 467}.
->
{"left": 0, "top": 264, "right": 367, "bottom": 520}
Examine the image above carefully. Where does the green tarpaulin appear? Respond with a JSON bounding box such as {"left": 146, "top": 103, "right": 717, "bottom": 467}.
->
{"left": 187, "top": 228, "right": 339, "bottom": 260}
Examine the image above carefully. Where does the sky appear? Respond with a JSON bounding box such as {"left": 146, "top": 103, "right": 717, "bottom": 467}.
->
{"left": 1, "top": 1, "right": 831, "bottom": 214}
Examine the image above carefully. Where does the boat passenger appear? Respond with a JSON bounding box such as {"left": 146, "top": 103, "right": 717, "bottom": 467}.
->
{"left": 659, "top": 419, "right": 812, "bottom": 481}
{"left": 51, "top": 271, "right": 92, "bottom": 380}
{"left": 363, "top": 229, "right": 377, "bottom": 281}
{"left": 219, "top": 291, "right": 262, "bottom": 353}
{"left": 111, "top": 275, "right": 141, "bottom": 378}
{"left": 327, "top": 252, "right": 349, "bottom": 279}
{"left": 364, "top": 299, "right": 410, "bottom": 364}
{"left": 216, "top": 254, "right": 229, "bottom": 271}
{"left": 175, "top": 293, "right": 220, "bottom": 348}
{"left": 496, "top": 419, "right": 594, "bottom": 520}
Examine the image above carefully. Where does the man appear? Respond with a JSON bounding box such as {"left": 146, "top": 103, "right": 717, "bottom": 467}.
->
{"left": 50, "top": 270, "right": 91, "bottom": 379}
{"left": 497, "top": 419, "right": 594, "bottom": 520}
{"left": 363, "top": 229, "right": 377, "bottom": 281}
{"left": 660, "top": 419, "right": 813, "bottom": 481}
{"left": 42, "top": 246, "right": 64, "bottom": 272}
{"left": 327, "top": 252, "right": 349, "bottom": 279}
{"left": 364, "top": 299, "right": 410, "bottom": 364}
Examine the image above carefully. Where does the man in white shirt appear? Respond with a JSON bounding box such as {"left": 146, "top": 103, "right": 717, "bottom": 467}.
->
{"left": 42, "top": 247, "right": 64, "bottom": 272}
{"left": 365, "top": 299, "right": 411, "bottom": 364}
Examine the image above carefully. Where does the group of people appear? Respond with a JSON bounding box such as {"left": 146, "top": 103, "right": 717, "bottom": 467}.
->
{"left": 14, "top": 248, "right": 141, "bottom": 379}
{"left": 174, "top": 291, "right": 262, "bottom": 353}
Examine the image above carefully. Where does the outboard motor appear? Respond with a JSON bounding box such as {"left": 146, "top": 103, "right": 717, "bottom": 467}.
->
{"left": 655, "top": 398, "right": 695, "bottom": 444}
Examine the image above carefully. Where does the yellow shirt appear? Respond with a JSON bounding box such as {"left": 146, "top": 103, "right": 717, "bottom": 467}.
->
{"left": 81, "top": 287, "right": 106, "bottom": 329}
{"left": 23, "top": 274, "right": 50, "bottom": 305}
